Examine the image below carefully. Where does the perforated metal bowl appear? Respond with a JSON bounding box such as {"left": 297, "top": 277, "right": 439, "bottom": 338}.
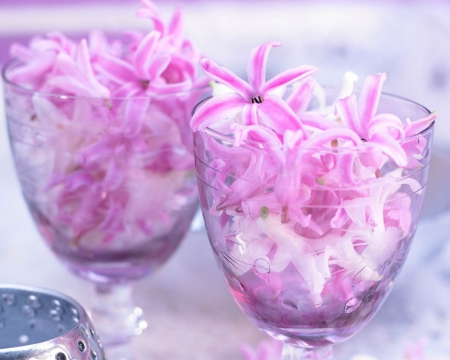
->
{"left": 0, "top": 284, "right": 105, "bottom": 360}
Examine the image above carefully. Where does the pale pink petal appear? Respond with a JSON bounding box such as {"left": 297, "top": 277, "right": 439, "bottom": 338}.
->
{"left": 136, "top": 0, "right": 165, "bottom": 33}
{"left": 257, "top": 94, "right": 303, "bottom": 135}
{"left": 76, "top": 39, "right": 110, "bottom": 97}
{"left": 102, "top": 160, "right": 124, "bottom": 191}
{"left": 247, "top": 41, "right": 280, "bottom": 92}
{"left": 357, "top": 73, "right": 387, "bottom": 130}
{"left": 167, "top": 7, "right": 184, "bottom": 43}
{"left": 145, "top": 53, "right": 171, "bottom": 80}
{"left": 7, "top": 51, "right": 56, "bottom": 87}
{"left": 368, "top": 113, "right": 405, "bottom": 139}
{"left": 335, "top": 95, "right": 363, "bottom": 135}
{"left": 148, "top": 78, "right": 192, "bottom": 94}
{"left": 231, "top": 124, "right": 283, "bottom": 154}
{"left": 113, "top": 81, "right": 143, "bottom": 98}
{"left": 123, "top": 97, "right": 151, "bottom": 136}
{"left": 369, "top": 133, "right": 408, "bottom": 166}
{"left": 9, "top": 43, "right": 35, "bottom": 61}
{"left": 88, "top": 30, "right": 109, "bottom": 58}
{"left": 300, "top": 112, "right": 342, "bottom": 131}
{"left": 133, "top": 31, "right": 161, "bottom": 79}
{"left": 304, "top": 128, "right": 361, "bottom": 148}
{"left": 261, "top": 65, "right": 317, "bottom": 95}
{"left": 240, "top": 103, "right": 258, "bottom": 126}
{"left": 200, "top": 58, "right": 253, "bottom": 99}
{"left": 286, "top": 77, "right": 316, "bottom": 114}
{"left": 191, "top": 93, "right": 246, "bottom": 131}
{"left": 403, "top": 111, "right": 437, "bottom": 136}
{"left": 95, "top": 53, "right": 135, "bottom": 84}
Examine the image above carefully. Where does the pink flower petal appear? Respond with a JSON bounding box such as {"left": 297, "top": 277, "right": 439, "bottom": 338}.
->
{"left": 368, "top": 133, "right": 408, "bottom": 167}
{"left": 247, "top": 41, "right": 280, "bottom": 93}
{"left": 257, "top": 94, "right": 303, "bottom": 135}
{"left": 167, "top": 7, "right": 184, "bottom": 44}
{"left": 75, "top": 39, "right": 110, "bottom": 98}
{"left": 240, "top": 103, "right": 258, "bottom": 126}
{"left": 368, "top": 113, "right": 405, "bottom": 139}
{"left": 95, "top": 53, "right": 135, "bottom": 84}
{"left": 145, "top": 53, "right": 171, "bottom": 80}
{"left": 200, "top": 58, "right": 253, "bottom": 99}
{"left": 304, "top": 128, "right": 361, "bottom": 148}
{"left": 133, "top": 31, "right": 161, "bottom": 79}
{"left": 261, "top": 65, "right": 317, "bottom": 95}
{"left": 357, "top": 73, "right": 387, "bottom": 130}
{"left": 191, "top": 93, "right": 246, "bottom": 131}
{"left": 136, "top": 0, "right": 165, "bottom": 33}
{"left": 335, "top": 95, "right": 363, "bottom": 135}
{"left": 287, "top": 77, "right": 316, "bottom": 114}
{"left": 403, "top": 111, "right": 437, "bottom": 136}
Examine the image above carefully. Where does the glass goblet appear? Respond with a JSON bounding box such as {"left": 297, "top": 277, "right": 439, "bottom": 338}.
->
{"left": 193, "top": 92, "right": 434, "bottom": 359}
{"left": 3, "top": 60, "right": 209, "bottom": 351}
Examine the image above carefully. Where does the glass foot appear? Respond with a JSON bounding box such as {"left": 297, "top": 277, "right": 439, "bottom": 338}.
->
{"left": 90, "top": 283, "right": 147, "bottom": 346}
{"left": 281, "top": 344, "right": 333, "bottom": 360}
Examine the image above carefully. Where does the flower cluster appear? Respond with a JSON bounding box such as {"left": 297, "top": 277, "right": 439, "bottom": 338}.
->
{"left": 192, "top": 41, "right": 435, "bottom": 319}
{"left": 5, "top": 0, "right": 209, "bottom": 251}
{"left": 8, "top": 0, "right": 206, "bottom": 97}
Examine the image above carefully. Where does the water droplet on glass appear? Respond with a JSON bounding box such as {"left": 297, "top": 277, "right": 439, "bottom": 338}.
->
{"left": 0, "top": 322, "right": 4, "bottom": 329}
{"left": 56, "top": 352, "right": 67, "bottom": 360}
{"left": 22, "top": 305, "right": 36, "bottom": 317}
{"left": 49, "top": 309, "right": 62, "bottom": 321}
{"left": 28, "top": 295, "right": 42, "bottom": 309}
{"left": 90, "top": 350, "right": 98, "bottom": 360}
{"left": 2, "top": 293, "right": 16, "bottom": 306}
{"left": 344, "top": 298, "right": 360, "bottom": 313}
{"left": 78, "top": 340, "right": 86, "bottom": 352}
{"left": 70, "top": 306, "right": 78, "bottom": 316}
{"left": 19, "top": 334, "right": 29, "bottom": 344}
{"left": 72, "top": 316, "right": 80, "bottom": 324}
{"left": 281, "top": 298, "right": 298, "bottom": 311}
{"left": 254, "top": 257, "right": 271, "bottom": 274}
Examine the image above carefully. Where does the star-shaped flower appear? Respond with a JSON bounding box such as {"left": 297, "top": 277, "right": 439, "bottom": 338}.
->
{"left": 191, "top": 41, "right": 317, "bottom": 138}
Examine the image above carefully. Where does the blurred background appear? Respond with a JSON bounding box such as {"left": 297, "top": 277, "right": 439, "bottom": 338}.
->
{"left": 1, "top": 0, "right": 450, "bottom": 359}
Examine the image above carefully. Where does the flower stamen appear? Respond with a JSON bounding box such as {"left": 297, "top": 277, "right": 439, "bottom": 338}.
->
{"left": 251, "top": 95, "right": 263, "bottom": 104}
{"left": 281, "top": 205, "right": 289, "bottom": 223}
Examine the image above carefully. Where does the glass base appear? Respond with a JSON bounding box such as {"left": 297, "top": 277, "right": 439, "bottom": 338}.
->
{"left": 281, "top": 344, "right": 333, "bottom": 360}
{"left": 89, "top": 283, "right": 147, "bottom": 346}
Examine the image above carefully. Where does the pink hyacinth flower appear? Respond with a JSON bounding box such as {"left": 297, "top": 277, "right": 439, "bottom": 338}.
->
{"left": 191, "top": 41, "right": 317, "bottom": 138}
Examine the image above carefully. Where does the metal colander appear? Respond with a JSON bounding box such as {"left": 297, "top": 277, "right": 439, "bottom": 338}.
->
{"left": 0, "top": 284, "right": 105, "bottom": 360}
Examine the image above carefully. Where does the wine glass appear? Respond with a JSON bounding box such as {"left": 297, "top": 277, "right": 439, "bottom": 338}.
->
{"left": 2, "top": 60, "right": 209, "bottom": 354}
{"left": 193, "top": 90, "right": 435, "bottom": 359}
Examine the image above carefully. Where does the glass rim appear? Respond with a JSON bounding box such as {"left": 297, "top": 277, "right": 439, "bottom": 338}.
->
{"left": 192, "top": 90, "right": 435, "bottom": 151}
{"left": 2, "top": 58, "right": 211, "bottom": 101}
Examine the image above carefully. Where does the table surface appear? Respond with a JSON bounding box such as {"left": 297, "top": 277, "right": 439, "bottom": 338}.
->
{"left": 1, "top": 2, "right": 450, "bottom": 358}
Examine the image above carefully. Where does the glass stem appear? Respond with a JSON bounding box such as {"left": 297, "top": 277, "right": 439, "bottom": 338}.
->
{"left": 90, "top": 283, "right": 147, "bottom": 347}
{"left": 281, "top": 344, "right": 333, "bottom": 360}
